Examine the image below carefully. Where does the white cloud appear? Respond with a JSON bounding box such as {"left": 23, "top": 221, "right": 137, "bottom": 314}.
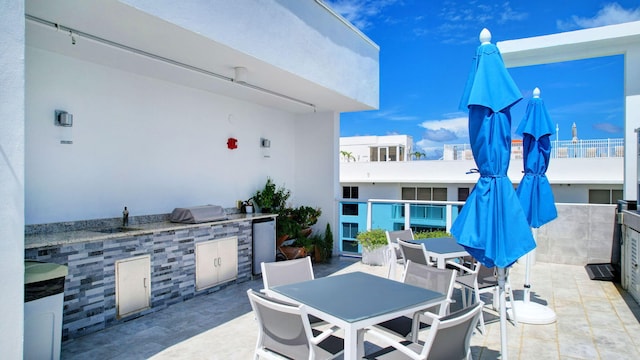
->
{"left": 557, "top": 3, "right": 640, "bottom": 31}
{"left": 416, "top": 116, "right": 469, "bottom": 149}
{"left": 593, "top": 122, "right": 623, "bottom": 134}
{"left": 437, "top": 1, "right": 528, "bottom": 44}
{"left": 368, "top": 108, "right": 420, "bottom": 121}
{"left": 323, "top": 0, "right": 401, "bottom": 30}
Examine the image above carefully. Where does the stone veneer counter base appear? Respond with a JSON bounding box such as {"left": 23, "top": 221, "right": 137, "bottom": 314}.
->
{"left": 24, "top": 213, "right": 276, "bottom": 340}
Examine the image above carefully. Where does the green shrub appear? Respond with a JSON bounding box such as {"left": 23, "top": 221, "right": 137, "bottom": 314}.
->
{"left": 356, "top": 229, "right": 388, "bottom": 251}
{"left": 414, "top": 230, "right": 451, "bottom": 239}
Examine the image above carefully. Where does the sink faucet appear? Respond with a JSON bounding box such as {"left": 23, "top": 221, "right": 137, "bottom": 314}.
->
{"left": 123, "top": 206, "right": 129, "bottom": 227}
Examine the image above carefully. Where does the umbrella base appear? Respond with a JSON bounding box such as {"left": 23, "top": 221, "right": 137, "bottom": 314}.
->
{"left": 508, "top": 300, "right": 556, "bottom": 324}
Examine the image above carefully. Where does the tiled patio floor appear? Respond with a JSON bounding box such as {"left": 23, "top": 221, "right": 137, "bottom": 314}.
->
{"left": 61, "top": 257, "right": 640, "bottom": 359}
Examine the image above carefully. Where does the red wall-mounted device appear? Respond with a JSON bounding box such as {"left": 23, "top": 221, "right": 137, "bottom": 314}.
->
{"left": 227, "top": 137, "right": 238, "bottom": 149}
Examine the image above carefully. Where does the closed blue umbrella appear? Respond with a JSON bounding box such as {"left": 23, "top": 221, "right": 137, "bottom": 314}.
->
{"left": 511, "top": 87, "right": 558, "bottom": 324}
{"left": 452, "top": 30, "right": 535, "bottom": 269}
{"left": 516, "top": 87, "right": 557, "bottom": 227}
{"left": 452, "top": 29, "right": 535, "bottom": 360}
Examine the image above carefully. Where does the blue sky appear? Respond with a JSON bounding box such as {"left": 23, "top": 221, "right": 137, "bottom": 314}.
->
{"left": 325, "top": 0, "right": 640, "bottom": 158}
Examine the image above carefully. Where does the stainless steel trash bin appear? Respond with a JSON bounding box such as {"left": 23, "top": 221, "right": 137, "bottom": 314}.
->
{"left": 24, "top": 260, "right": 68, "bottom": 360}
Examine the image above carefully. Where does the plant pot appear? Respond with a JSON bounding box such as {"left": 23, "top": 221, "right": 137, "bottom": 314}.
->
{"left": 280, "top": 246, "right": 306, "bottom": 260}
{"left": 362, "top": 246, "right": 387, "bottom": 266}
{"left": 313, "top": 245, "right": 324, "bottom": 263}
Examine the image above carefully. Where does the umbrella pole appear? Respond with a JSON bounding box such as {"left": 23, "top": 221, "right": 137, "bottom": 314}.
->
{"left": 498, "top": 267, "right": 509, "bottom": 360}
{"left": 524, "top": 251, "right": 532, "bottom": 302}
{"left": 523, "top": 229, "right": 535, "bottom": 303}
{"left": 509, "top": 228, "right": 557, "bottom": 324}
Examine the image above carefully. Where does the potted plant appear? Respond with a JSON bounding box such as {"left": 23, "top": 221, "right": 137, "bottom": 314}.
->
{"left": 356, "top": 228, "right": 388, "bottom": 266}
{"left": 275, "top": 205, "right": 323, "bottom": 261}
{"left": 291, "top": 206, "right": 322, "bottom": 235}
{"left": 318, "top": 223, "right": 333, "bottom": 262}
{"left": 253, "top": 178, "right": 290, "bottom": 213}
{"left": 243, "top": 200, "right": 254, "bottom": 214}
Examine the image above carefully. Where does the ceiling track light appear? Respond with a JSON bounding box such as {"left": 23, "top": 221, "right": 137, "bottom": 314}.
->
{"left": 26, "top": 14, "right": 317, "bottom": 112}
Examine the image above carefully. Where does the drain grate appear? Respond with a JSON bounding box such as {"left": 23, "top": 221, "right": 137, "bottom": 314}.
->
{"left": 585, "top": 263, "right": 616, "bottom": 281}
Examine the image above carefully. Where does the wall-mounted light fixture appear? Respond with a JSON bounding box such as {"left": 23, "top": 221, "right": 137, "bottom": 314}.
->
{"left": 234, "top": 67, "right": 248, "bottom": 84}
{"left": 260, "top": 138, "right": 271, "bottom": 148}
{"left": 55, "top": 110, "right": 73, "bottom": 127}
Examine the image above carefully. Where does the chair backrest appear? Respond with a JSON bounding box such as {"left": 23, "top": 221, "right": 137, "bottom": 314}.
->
{"left": 475, "top": 263, "right": 498, "bottom": 290}
{"left": 397, "top": 239, "right": 431, "bottom": 266}
{"left": 403, "top": 260, "right": 456, "bottom": 316}
{"left": 261, "top": 257, "right": 314, "bottom": 290}
{"left": 403, "top": 260, "right": 455, "bottom": 295}
{"left": 385, "top": 229, "right": 414, "bottom": 245}
{"left": 247, "top": 289, "right": 314, "bottom": 359}
{"left": 420, "top": 302, "right": 483, "bottom": 360}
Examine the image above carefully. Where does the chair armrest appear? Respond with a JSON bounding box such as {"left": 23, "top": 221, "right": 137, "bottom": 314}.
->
{"left": 421, "top": 311, "right": 441, "bottom": 323}
{"left": 445, "top": 260, "right": 476, "bottom": 274}
{"left": 365, "top": 327, "right": 422, "bottom": 360}
{"left": 310, "top": 325, "right": 341, "bottom": 344}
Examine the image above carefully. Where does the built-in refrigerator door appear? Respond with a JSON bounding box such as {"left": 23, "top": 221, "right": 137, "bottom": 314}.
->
{"left": 252, "top": 218, "right": 276, "bottom": 275}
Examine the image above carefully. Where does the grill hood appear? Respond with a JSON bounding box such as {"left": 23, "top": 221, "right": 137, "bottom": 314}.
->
{"left": 169, "top": 205, "right": 227, "bottom": 224}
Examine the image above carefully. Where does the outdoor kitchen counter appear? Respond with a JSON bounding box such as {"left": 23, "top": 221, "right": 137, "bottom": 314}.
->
{"left": 25, "top": 213, "right": 277, "bottom": 249}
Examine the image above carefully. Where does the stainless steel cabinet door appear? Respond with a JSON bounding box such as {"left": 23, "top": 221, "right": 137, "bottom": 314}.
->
{"left": 116, "top": 255, "right": 151, "bottom": 318}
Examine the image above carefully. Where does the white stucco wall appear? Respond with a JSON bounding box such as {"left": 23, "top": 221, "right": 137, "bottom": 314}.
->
{"left": 0, "top": 1, "right": 25, "bottom": 357}
{"left": 26, "top": 47, "right": 302, "bottom": 224}
{"left": 293, "top": 111, "right": 338, "bottom": 238}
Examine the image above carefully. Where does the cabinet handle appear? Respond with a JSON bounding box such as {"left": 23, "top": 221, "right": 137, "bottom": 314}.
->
{"left": 218, "top": 257, "right": 222, "bottom": 267}
{"left": 143, "top": 277, "right": 147, "bottom": 288}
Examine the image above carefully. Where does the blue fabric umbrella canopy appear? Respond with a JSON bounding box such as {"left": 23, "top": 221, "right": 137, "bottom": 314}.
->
{"left": 451, "top": 31, "right": 535, "bottom": 269}
{"left": 510, "top": 87, "right": 558, "bottom": 325}
{"left": 516, "top": 89, "right": 558, "bottom": 228}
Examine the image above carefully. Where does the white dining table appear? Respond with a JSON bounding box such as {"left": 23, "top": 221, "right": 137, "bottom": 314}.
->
{"left": 267, "top": 271, "right": 445, "bottom": 359}
{"left": 411, "top": 237, "right": 469, "bottom": 269}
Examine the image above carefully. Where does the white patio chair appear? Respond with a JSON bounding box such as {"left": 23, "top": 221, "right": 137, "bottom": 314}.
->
{"left": 261, "top": 257, "right": 314, "bottom": 291}
{"left": 364, "top": 302, "right": 483, "bottom": 360}
{"left": 446, "top": 260, "right": 517, "bottom": 334}
{"left": 375, "top": 260, "right": 457, "bottom": 341}
{"left": 385, "top": 229, "right": 415, "bottom": 278}
{"left": 261, "top": 257, "right": 326, "bottom": 326}
{"left": 397, "top": 239, "right": 433, "bottom": 270}
{"left": 247, "top": 289, "right": 344, "bottom": 360}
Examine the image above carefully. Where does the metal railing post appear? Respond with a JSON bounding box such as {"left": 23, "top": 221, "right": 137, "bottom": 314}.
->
{"left": 366, "top": 201, "right": 372, "bottom": 230}
{"left": 404, "top": 203, "right": 411, "bottom": 229}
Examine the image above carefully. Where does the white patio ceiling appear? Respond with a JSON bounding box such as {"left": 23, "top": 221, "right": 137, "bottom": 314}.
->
{"left": 25, "top": 0, "right": 373, "bottom": 114}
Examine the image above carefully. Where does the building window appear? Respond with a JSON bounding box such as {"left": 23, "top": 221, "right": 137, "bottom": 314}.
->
{"left": 343, "top": 186, "right": 359, "bottom": 199}
{"left": 342, "top": 223, "right": 359, "bottom": 239}
{"left": 589, "top": 189, "right": 623, "bottom": 204}
{"left": 432, "top": 188, "right": 447, "bottom": 201}
{"left": 457, "top": 188, "right": 470, "bottom": 201}
{"left": 401, "top": 187, "right": 415, "bottom": 200}
{"left": 342, "top": 203, "right": 359, "bottom": 216}
{"left": 370, "top": 146, "right": 405, "bottom": 162}
{"left": 402, "top": 187, "right": 447, "bottom": 201}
